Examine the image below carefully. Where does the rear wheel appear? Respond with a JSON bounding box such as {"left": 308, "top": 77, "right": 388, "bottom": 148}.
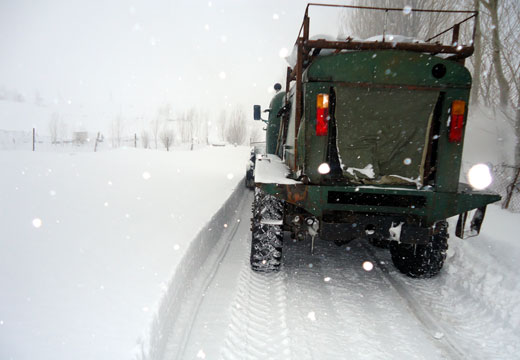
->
{"left": 389, "top": 221, "right": 448, "bottom": 278}
{"left": 245, "top": 173, "right": 254, "bottom": 189}
{"left": 250, "top": 189, "right": 284, "bottom": 272}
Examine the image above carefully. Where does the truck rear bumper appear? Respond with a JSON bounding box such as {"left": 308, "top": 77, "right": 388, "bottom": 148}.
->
{"left": 258, "top": 182, "right": 501, "bottom": 226}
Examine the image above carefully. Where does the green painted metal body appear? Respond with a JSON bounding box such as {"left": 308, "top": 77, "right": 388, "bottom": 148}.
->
{"left": 259, "top": 49, "right": 500, "bottom": 227}
{"left": 266, "top": 91, "right": 286, "bottom": 155}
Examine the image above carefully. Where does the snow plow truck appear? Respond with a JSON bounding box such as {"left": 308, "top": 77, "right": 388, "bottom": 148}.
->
{"left": 249, "top": 4, "right": 501, "bottom": 278}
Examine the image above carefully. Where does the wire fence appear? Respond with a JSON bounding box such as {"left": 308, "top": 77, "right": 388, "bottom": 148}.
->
{"left": 490, "top": 164, "right": 520, "bottom": 213}
{"left": 0, "top": 129, "right": 222, "bottom": 153}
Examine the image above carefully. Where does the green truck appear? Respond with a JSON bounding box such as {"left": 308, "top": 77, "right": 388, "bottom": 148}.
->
{"left": 250, "top": 4, "right": 500, "bottom": 278}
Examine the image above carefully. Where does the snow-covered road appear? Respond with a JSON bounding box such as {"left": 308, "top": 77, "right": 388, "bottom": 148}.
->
{"left": 154, "top": 189, "right": 519, "bottom": 360}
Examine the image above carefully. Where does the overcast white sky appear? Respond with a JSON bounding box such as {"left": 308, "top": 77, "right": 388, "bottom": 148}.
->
{"left": 0, "top": 0, "right": 348, "bottom": 134}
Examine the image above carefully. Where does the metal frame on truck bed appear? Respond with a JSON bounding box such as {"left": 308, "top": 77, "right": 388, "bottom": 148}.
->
{"left": 285, "top": 3, "right": 479, "bottom": 172}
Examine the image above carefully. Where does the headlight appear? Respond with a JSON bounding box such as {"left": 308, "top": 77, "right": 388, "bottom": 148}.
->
{"left": 467, "top": 163, "right": 492, "bottom": 190}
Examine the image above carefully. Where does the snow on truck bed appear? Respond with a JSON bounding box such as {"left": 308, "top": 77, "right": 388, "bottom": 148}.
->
{"left": 0, "top": 146, "right": 249, "bottom": 360}
{"left": 254, "top": 154, "right": 301, "bottom": 185}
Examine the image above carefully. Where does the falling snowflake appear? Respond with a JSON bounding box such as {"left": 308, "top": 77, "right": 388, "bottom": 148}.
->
{"left": 403, "top": 158, "right": 412, "bottom": 165}
{"left": 273, "top": 13, "right": 279, "bottom": 20}
{"left": 318, "top": 163, "right": 331, "bottom": 174}
{"left": 363, "top": 261, "right": 374, "bottom": 271}
{"left": 142, "top": 172, "right": 151, "bottom": 180}
{"left": 32, "top": 218, "right": 42, "bottom": 228}
{"left": 173, "top": 244, "right": 180, "bottom": 250}
{"left": 197, "top": 349, "right": 206, "bottom": 359}
{"left": 324, "top": 277, "right": 331, "bottom": 282}
{"left": 468, "top": 164, "right": 492, "bottom": 190}
{"left": 279, "top": 47, "right": 289, "bottom": 58}
{"left": 307, "top": 311, "right": 316, "bottom": 321}
{"left": 403, "top": 5, "right": 412, "bottom": 15}
{"left": 219, "top": 71, "right": 227, "bottom": 80}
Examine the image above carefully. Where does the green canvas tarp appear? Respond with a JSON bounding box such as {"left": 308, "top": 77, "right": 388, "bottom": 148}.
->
{"left": 334, "top": 86, "right": 439, "bottom": 186}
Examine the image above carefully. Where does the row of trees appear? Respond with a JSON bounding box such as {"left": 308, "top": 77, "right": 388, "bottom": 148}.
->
{"left": 343, "top": 0, "right": 520, "bottom": 163}
{"left": 46, "top": 103, "right": 258, "bottom": 150}
{"left": 107, "top": 104, "right": 254, "bottom": 151}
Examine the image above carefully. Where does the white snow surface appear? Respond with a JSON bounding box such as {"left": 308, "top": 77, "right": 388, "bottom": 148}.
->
{"left": 2, "top": 103, "right": 520, "bottom": 360}
{"left": 0, "top": 146, "right": 249, "bottom": 360}
{"left": 345, "top": 163, "right": 376, "bottom": 179}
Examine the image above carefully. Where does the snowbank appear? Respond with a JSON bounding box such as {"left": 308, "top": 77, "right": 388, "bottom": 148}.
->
{"left": 0, "top": 146, "right": 249, "bottom": 360}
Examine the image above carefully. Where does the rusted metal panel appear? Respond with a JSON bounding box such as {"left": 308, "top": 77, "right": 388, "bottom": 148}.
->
{"left": 304, "top": 39, "right": 474, "bottom": 59}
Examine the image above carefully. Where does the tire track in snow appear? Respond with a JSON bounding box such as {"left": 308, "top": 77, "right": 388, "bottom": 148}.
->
{"left": 148, "top": 185, "right": 248, "bottom": 360}
{"left": 361, "top": 241, "right": 468, "bottom": 360}
{"left": 220, "top": 265, "right": 291, "bottom": 360}
{"left": 283, "top": 238, "right": 423, "bottom": 360}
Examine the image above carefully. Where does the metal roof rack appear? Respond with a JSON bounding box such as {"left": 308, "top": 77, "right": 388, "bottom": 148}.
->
{"left": 284, "top": 3, "right": 478, "bottom": 170}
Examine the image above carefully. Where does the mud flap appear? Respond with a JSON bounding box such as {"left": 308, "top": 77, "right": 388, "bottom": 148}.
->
{"left": 455, "top": 206, "right": 487, "bottom": 239}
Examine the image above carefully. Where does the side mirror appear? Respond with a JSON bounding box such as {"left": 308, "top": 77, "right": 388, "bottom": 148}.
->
{"left": 253, "top": 105, "right": 261, "bottom": 121}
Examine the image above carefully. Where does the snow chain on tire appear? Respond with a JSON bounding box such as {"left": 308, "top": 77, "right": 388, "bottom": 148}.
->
{"left": 389, "top": 221, "right": 449, "bottom": 278}
{"left": 250, "top": 188, "right": 284, "bottom": 272}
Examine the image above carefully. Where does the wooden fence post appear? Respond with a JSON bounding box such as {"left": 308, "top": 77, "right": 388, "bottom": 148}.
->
{"left": 94, "top": 132, "right": 100, "bottom": 152}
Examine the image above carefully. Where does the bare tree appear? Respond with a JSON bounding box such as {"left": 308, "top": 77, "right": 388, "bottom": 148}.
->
{"left": 111, "top": 115, "right": 124, "bottom": 148}
{"left": 471, "top": 0, "right": 483, "bottom": 105}
{"left": 340, "top": 0, "right": 462, "bottom": 42}
{"left": 225, "top": 106, "right": 247, "bottom": 145}
{"left": 141, "top": 130, "right": 150, "bottom": 149}
{"left": 480, "top": 0, "right": 510, "bottom": 106}
{"left": 160, "top": 126, "right": 174, "bottom": 151}
{"left": 150, "top": 117, "right": 160, "bottom": 149}
{"left": 49, "top": 112, "right": 60, "bottom": 144}
{"left": 217, "top": 109, "right": 228, "bottom": 141}
{"left": 59, "top": 121, "right": 68, "bottom": 143}
{"left": 178, "top": 108, "right": 196, "bottom": 144}
{"left": 151, "top": 104, "right": 173, "bottom": 149}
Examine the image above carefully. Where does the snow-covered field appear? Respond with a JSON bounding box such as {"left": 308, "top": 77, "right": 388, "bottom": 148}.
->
{"left": 1, "top": 104, "right": 520, "bottom": 360}
{"left": 0, "top": 146, "right": 249, "bottom": 360}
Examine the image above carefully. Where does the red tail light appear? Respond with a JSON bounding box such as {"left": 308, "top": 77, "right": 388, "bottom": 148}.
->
{"left": 316, "top": 93, "right": 329, "bottom": 136}
{"left": 449, "top": 100, "right": 465, "bottom": 143}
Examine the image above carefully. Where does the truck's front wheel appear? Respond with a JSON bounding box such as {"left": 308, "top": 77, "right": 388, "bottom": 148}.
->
{"left": 250, "top": 189, "right": 284, "bottom": 272}
{"left": 389, "top": 221, "right": 448, "bottom": 278}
